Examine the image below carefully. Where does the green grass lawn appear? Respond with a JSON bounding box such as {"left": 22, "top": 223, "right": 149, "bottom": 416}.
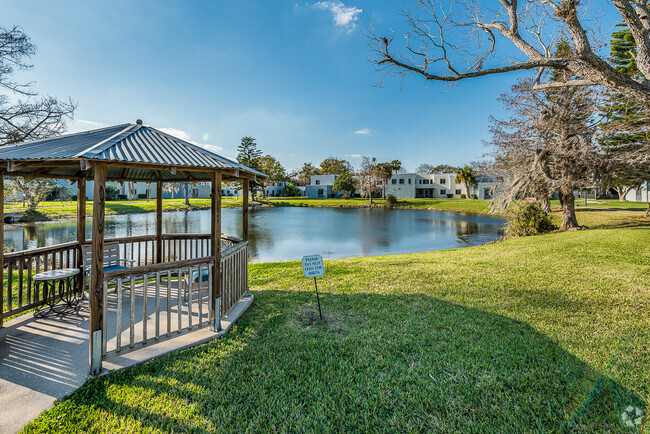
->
{"left": 551, "top": 198, "right": 649, "bottom": 212}
{"left": 5, "top": 198, "right": 245, "bottom": 221}
{"left": 22, "top": 210, "right": 650, "bottom": 432}
{"left": 262, "top": 197, "right": 497, "bottom": 213}
{"left": 7, "top": 196, "right": 648, "bottom": 222}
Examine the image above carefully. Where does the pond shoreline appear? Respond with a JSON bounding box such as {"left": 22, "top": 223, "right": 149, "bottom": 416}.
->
{"left": 13, "top": 198, "right": 506, "bottom": 223}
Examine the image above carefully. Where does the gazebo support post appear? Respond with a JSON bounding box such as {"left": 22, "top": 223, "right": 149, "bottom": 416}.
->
{"left": 156, "top": 181, "right": 163, "bottom": 263}
{"left": 211, "top": 171, "right": 222, "bottom": 331}
{"left": 76, "top": 178, "right": 86, "bottom": 295}
{"left": 89, "top": 164, "right": 106, "bottom": 374}
{"left": 0, "top": 173, "right": 4, "bottom": 328}
{"left": 242, "top": 178, "right": 249, "bottom": 241}
{"left": 242, "top": 178, "right": 250, "bottom": 296}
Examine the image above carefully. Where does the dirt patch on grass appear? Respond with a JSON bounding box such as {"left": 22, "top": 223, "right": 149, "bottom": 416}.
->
{"left": 296, "top": 305, "right": 346, "bottom": 335}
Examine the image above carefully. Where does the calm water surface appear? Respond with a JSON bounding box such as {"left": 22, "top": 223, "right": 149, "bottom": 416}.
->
{"left": 4, "top": 207, "right": 506, "bottom": 263}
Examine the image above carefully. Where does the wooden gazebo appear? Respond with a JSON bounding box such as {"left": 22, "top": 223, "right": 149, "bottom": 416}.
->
{"left": 0, "top": 120, "right": 265, "bottom": 374}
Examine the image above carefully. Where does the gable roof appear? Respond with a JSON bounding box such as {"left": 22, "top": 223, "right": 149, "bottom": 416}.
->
{"left": 0, "top": 122, "right": 266, "bottom": 182}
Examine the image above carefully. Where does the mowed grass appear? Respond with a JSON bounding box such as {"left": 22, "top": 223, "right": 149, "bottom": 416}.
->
{"left": 22, "top": 210, "right": 650, "bottom": 432}
{"left": 263, "top": 197, "right": 496, "bottom": 213}
{"left": 6, "top": 197, "right": 245, "bottom": 221}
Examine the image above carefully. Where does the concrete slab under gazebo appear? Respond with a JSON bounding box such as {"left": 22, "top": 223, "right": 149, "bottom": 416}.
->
{"left": 0, "top": 120, "right": 266, "bottom": 376}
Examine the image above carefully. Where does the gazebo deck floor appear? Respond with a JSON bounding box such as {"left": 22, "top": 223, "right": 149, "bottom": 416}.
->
{"left": 0, "top": 282, "right": 253, "bottom": 433}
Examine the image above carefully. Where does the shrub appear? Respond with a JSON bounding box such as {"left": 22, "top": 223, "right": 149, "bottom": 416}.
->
{"left": 386, "top": 195, "right": 397, "bottom": 206}
{"left": 105, "top": 185, "right": 120, "bottom": 201}
{"left": 446, "top": 194, "right": 453, "bottom": 198}
{"left": 505, "top": 201, "right": 556, "bottom": 238}
{"left": 472, "top": 194, "right": 478, "bottom": 199}
{"left": 137, "top": 193, "right": 147, "bottom": 199}
{"left": 460, "top": 193, "right": 466, "bottom": 199}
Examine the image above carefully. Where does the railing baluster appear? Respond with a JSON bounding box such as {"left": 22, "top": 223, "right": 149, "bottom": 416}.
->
{"left": 155, "top": 272, "right": 160, "bottom": 341}
{"left": 166, "top": 270, "right": 171, "bottom": 337}
{"left": 102, "top": 281, "right": 108, "bottom": 357}
{"left": 177, "top": 268, "right": 183, "bottom": 334}
{"left": 27, "top": 257, "right": 32, "bottom": 305}
{"left": 116, "top": 278, "right": 123, "bottom": 353}
{"left": 188, "top": 267, "right": 193, "bottom": 330}
{"left": 18, "top": 259, "right": 24, "bottom": 307}
{"left": 198, "top": 265, "right": 203, "bottom": 325}
{"left": 7, "top": 260, "right": 13, "bottom": 311}
{"left": 143, "top": 274, "right": 148, "bottom": 345}
{"left": 129, "top": 276, "right": 135, "bottom": 348}
{"left": 208, "top": 264, "right": 212, "bottom": 327}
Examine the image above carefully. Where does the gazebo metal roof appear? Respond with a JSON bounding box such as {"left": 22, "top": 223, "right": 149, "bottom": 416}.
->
{"left": 0, "top": 121, "right": 266, "bottom": 181}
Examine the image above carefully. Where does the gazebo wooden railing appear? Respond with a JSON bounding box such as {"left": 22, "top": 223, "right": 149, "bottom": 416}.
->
{"left": 0, "top": 120, "right": 263, "bottom": 374}
{"left": 0, "top": 233, "right": 247, "bottom": 321}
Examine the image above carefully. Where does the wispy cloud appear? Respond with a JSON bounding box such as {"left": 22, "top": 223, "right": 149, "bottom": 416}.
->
{"left": 68, "top": 118, "right": 105, "bottom": 133}
{"left": 345, "top": 153, "right": 361, "bottom": 158}
{"left": 159, "top": 127, "right": 223, "bottom": 152}
{"left": 353, "top": 128, "right": 370, "bottom": 135}
{"left": 313, "top": 1, "right": 362, "bottom": 32}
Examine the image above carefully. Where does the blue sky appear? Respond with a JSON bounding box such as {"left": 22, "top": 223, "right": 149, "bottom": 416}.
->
{"left": 4, "top": 1, "right": 620, "bottom": 172}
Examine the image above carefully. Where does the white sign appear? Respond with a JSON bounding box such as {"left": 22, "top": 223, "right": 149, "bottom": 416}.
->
{"left": 302, "top": 254, "right": 325, "bottom": 278}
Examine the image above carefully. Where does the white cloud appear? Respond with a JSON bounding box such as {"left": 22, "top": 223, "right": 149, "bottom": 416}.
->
{"left": 353, "top": 128, "right": 370, "bottom": 135}
{"left": 313, "top": 1, "right": 362, "bottom": 32}
{"left": 68, "top": 118, "right": 105, "bottom": 133}
{"left": 159, "top": 127, "right": 223, "bottom": 152}
{"left": 345, "top": 153, "right": 362, "bottom": 158}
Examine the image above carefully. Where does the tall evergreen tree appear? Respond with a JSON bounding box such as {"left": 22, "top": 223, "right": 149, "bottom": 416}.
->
{"left": 599, "top": 23, "right": 650, "bottom": 203}
{"left": 236, "top": 136, "right": 262, "bottom": 171}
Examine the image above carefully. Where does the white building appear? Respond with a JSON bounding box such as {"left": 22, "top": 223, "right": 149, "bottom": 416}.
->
{"left": 305, "top": 174, "right": 344, "bottom": 199}
{"left": 625, "top": 182, "right": 650, "bottom": 202}
{"left": 264, "top": 181, "right": 287, "bottom": 197}
{"left": 386, "top": 173, "right": 497, "bottom": 200}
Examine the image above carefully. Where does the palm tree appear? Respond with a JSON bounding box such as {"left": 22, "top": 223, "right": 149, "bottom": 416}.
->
{"left": 455, "top": 166, "right": 477, "bottom": 199}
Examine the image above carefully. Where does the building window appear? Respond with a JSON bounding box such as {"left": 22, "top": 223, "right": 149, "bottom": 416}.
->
{"left": 440, "top": 179, "right": 446, "bottom": 184}
{"left": 392, "top": 179, "right": 397, "bottom": 184}
{"left": 399, "top": 178, "right": 405, "bottom": 184}
{"left": 315, "top": 180, "right": 320, "bottom": 185}
{"left": 408, "top": 179, "right": 412, "bottom": 184}
{"left": 318, "top": 189, "right": 324, "bottom": 195}
{"left": 455, "top": 189, "right": 461, "bottom": 195}
{"left": 440, "top": 189, "right": 446, "bottom": 195}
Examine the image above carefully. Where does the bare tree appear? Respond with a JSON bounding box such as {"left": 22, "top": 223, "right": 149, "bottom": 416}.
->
{"left": 357, "top": 156, "right": 381, "bottom": 204}
{"left": 0, "top": 26, "right": 76, "bottom": 211}
{"left": 0, "top": 26, "right": 76, "bottom": 144}
{"left": 368, "top": 1, "right": 650, "bottom": 106}
{"left": 487, "top": 77, "right": 603, "bottom": 229}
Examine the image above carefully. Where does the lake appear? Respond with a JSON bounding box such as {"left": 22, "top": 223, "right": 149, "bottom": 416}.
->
{"left": 4, "top": 207, "right": 506, "bottom": 263}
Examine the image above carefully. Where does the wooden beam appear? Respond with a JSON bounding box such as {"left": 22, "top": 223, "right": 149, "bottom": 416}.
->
{"left": 76, "top": 178, "right": 86, "bottom": 296}
{"left": 90, "top": 164, "right": 106, "bottom": 374}
{"left": 0, "top": 174, "right": 4, "bottom": 328}
{"left": 242, "top": 178, "right": 249, "bottom": 241}
{"left": 156, "top": 181, "right": 163, "bottom": 263}
{"left": 210, "top": 171, "right": 222, "bottom": 331}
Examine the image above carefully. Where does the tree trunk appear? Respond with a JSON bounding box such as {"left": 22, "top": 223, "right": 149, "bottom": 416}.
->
{"left": 559, "top": 191, "right": 579, "bottom": 230}
{"left": 540, "top": 196, "right": 551, "bottom": 213}
{"left": 646, "top": 202, "right": 650, "bottom": 217}
{"left": 184, "top": 183, "right": 190, "bottom": 206}
{"left": 615, "top": 187, "right": 628, "bottom": 202}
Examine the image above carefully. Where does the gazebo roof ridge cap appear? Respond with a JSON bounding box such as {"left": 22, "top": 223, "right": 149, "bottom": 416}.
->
{"left": 76, "top": 123, "right": 141, "bottom": 159}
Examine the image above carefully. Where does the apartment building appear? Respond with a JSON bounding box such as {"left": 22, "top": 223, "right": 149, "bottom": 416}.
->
{"left": 386, "top": 173, "right": 496, "bottom": 200}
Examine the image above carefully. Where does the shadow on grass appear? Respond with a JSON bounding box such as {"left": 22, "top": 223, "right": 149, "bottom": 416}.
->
{"left": 23, "top": 290, "right": 645, "bottom": 432}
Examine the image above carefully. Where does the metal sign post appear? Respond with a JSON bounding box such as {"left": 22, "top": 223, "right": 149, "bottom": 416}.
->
{"left": 302, "top": 254, "right": 325, "bottom": 320}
